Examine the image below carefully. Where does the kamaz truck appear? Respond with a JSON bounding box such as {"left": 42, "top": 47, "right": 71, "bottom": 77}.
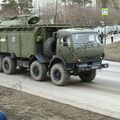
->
{"left": 0, "top": 16, "right": 108, "bottom": 86}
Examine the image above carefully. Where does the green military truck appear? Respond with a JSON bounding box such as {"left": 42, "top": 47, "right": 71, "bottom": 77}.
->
{"left": 0, "top": 16, "right": 108, "bottom": 86}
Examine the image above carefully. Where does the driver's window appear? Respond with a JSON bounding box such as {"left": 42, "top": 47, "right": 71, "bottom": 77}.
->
{"left": 60, "top": 36, "right": 71, "bottom": 46}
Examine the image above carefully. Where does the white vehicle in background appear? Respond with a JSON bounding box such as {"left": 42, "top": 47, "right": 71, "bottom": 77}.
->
{"left": 94, "top": 26, "right": 104, "bottom": 34}
{"left": 118, "top": 26, "right": 120, "bottom": 33}
{"left": 112, "top": 25, "right": 119, "bottom": 34}
{"left": 105, "top": 26, "right": 114, "bottom": 35}
{"left": 94, "top": 26, "right": 112, "bottom": 36}
{"left": 114, "top": 25, "right": 120, "bottom": 33}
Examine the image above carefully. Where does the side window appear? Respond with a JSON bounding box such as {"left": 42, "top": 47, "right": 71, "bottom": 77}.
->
{"left": 60, "top": 36, "right": 71, "bottom": 46}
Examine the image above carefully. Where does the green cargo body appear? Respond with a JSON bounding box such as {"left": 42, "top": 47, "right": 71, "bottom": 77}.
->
{"left": 0, "top": 30, "right": 35, "bottom": 58}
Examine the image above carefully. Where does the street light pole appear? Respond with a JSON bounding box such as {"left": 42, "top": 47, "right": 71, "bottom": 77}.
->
{"left": 104, "top": 15, "right": 107, "bottom": 45}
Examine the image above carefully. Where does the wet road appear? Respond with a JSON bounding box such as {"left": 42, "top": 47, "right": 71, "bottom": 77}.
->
{"left": 0, "top": 60, "right": 120, "bottom": 119}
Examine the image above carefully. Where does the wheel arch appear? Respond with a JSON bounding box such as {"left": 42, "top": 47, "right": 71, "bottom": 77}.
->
{"left": 49, "top": 56, "right": 66, "bottom": 71}
{"left": 29, "top": 54, "right": 48, "bottom": 66}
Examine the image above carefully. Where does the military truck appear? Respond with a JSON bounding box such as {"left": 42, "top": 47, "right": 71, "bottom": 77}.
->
{"left": 0, "top": 16, "right": 108, "bottom": 86}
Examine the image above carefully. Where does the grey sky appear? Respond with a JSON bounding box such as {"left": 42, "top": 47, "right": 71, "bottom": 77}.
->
{"left": 0, "top": 0, "right": 2, "bottom": 4}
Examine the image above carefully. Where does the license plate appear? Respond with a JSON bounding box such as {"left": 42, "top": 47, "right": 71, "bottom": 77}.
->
{"left": 92, "top": 66, "right": 99, "bottom": 69}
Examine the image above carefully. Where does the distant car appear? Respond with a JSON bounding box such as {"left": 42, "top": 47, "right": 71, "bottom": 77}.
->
{"left": 105, "top": 26, "right": 114, "bottom": 35}
{"left": 112, "top": 25, "right": 119, "bottom": 34}
{"left": 94, "top": 26, "right": 111, "bottom": 36}
{"left": 114, "top": 25, "right": 120, "bottom": 33}
{"left": 94, "top": 26, "right": 104, "bottom": 34}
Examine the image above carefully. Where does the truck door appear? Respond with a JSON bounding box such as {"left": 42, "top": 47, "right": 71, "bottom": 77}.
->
{"left": 57, "top": 35, "right": 73, "bottom": 63}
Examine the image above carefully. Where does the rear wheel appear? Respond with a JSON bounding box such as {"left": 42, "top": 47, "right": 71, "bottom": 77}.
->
{"left": 30, "top": 61, "right": 47, "bottom": 81}
{"left": 50, "top": 64, "right": 69, "bottom": 86}
{"left": 79, "top": 70, "right": 96, "bottom": 82}
{"left": 0, "top": 55, "right": 3, "bottom": 72}
{"left": 2, "top": 56, "right": 16, "bottom": 74}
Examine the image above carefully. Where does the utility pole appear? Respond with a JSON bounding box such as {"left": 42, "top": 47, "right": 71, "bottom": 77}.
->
{"left": 104, "top": 15, "right": 107, "bottom": 45}
{"left": 102, "top": 8, "right": 108, "bottom": 45}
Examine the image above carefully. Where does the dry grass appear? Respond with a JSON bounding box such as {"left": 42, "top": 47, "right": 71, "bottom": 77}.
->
{"left": 105, "top": 41, "right": 120, "bottom": 61}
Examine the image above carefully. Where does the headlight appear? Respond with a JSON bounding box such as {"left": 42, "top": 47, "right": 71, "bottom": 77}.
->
{"left": 78, "top": 59, "right": 81, "bottom": 62}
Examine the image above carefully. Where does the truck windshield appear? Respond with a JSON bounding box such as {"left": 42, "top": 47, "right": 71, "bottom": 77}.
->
{"left": 72, "top": 33, "right": 101, "bottom": 45}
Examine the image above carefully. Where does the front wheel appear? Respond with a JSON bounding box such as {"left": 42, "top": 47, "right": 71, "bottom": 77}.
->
{"left": 30, "top": 61, "right": 47, "bottom": 81}
{"left": 79, "top": 70, "right": 96, "bottom": 82}
{"left": 50, "top": 64, "right": 70, "bottom": 86}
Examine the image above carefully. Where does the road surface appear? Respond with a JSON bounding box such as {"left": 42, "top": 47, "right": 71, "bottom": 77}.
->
{"left": 0, "top": 60, "right": 120, "bottom": 119}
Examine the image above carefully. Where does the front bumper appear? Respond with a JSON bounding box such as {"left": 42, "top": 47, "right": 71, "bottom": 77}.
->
{"left": 76, "top": 63, "right": 109, "bottom": 71}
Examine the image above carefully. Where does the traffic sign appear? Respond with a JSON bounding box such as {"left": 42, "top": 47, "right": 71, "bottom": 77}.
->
{"left": 102, "top": 8, "right": 108, "bottom": 16}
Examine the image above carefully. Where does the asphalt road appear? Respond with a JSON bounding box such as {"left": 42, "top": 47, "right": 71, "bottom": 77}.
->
{"left": 0, "top": 60, "right": 120, "bottom": 119}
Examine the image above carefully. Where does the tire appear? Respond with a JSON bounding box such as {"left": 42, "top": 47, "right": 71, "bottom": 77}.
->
{"left": 30, "top": 61, "right": 47, "bottom": 81}
{"left": 2, "top": 56, "right": 16, "bottom": 74}
{"left": 0, "top": 55, "right": 3, "bottom": 72}
{"left": 79, "top": 70, "right": 96, "bottom": 82}
{"left": 50, "top": 64, "right": 69, "bottom": 86}
{"left": 43, "top": 37, "right": 56, "bottom": 59}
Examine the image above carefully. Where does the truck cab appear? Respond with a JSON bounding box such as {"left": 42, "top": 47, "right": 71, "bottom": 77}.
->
{"left": 56, "top": 29, "right": 104, "bottom": 63}
{"left": 43, "top": 28, "right": 108, "bottom": 86}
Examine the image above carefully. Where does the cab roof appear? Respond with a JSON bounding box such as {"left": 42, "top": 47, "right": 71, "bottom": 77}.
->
{"left": 58, "top": 28, "right": 97, "bottom": 35}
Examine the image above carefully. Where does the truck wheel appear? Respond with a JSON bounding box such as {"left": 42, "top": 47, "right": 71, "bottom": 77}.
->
{"left": 0, "top": 55, "right": 3, "bottom": 72}
{"left": 79, "top": 70, "right": 96, "bottom": 82}
{"left": 50, "top": 64, "right": 69, "bottom": 86}
{"left": 30, "top": 61, "right": 47, "bottom": 81}
{"left": 2, "top": 56, "right": 16, "bottom": 74}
